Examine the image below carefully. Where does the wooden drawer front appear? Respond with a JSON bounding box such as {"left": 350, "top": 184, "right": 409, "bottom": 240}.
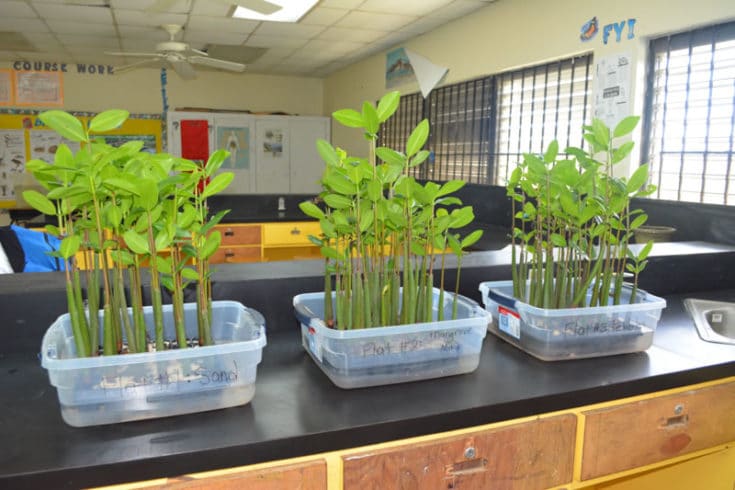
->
{"left": 209, "top": 246, "right": 261, "bottom": 264}
{"left": 342, "top": 414, "right": 576, "bottom": 490}
{"left": 214, "top": 224, "right": 261, "bottom": 246}
{"left": 581, "top": 380, "right": 735, "bottom": 480}
{"left": 109, "top": 459, "right": 327, "bottom": 489}
{"left": 263, "top": 222, "right": 320, "bottom": 246}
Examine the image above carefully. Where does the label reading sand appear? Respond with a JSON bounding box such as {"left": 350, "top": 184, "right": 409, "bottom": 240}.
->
{"left": 359, "top": 328, "right": 473, "bottom": 358}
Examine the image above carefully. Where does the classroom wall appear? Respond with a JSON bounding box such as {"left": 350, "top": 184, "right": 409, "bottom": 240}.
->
{"left": 0, "top": 63, "right": 325, "bottom": 116}
{"left": 324, "top": 0, "right": 735, "bottom": 176}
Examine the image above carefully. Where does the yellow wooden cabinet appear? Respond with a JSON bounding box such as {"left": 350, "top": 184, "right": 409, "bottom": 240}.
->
{"left": 92, "top": 377, "right": 735, "bottom": 490}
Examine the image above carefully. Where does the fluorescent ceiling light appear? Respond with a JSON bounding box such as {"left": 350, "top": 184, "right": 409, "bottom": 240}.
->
{"left": 232, "top": 1, "right": 319, "bottom": 23}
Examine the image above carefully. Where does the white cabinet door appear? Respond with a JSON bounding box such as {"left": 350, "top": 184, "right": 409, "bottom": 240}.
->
{"left": 289, "top": 117, "right": 330, "bottom": 194}
{"left": 254, "top": 116, "right": 291, "bottom": 194}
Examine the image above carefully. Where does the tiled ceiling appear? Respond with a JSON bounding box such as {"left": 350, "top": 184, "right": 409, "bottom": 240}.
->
{"left": 0, "top": 0, "right": 498, "bottom": 78}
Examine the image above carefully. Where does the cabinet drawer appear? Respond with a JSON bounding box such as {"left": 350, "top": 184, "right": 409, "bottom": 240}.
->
{"left": 581, "top": 380, "right": 735, "bottom": 480}
{"left": 209, "top": 246, "right": 261, "bottom": 264}
{"left": 214, "top": 224, "right": 261, "bottom": 246}
{"left": 342, "top": 414, "right": 576, "bottom": 490}
{"left": 263, "top": 222, "right": 320, "bottom": 246}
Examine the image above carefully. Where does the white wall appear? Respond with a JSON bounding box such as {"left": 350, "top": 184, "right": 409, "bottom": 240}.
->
{"left": 0, "top": 63, "right": 325, "bottom": 116}
{"left": 324, "top": 0, "right": 735, "bottom": 176}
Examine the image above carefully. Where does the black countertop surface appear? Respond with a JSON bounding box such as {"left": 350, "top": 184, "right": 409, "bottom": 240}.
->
{"left": 1, "top": 243, "right": 734, "bottom": 489}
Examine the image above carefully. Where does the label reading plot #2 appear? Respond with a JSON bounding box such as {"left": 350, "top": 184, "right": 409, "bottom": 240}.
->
{"left": 498, "top": 306, "right": 521, "bottom": 339}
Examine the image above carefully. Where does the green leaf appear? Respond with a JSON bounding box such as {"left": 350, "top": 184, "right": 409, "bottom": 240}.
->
{"left": 323, "top": 193, "right": 352, "bottom": 209}
{"left": 323, "top": 172, "right": 356, "bottom": 195}
{"left": 460, "top": 229, "right": 483, "bottom": 249}
{"left": 626, "top": 164, "right": 649, "bottom": 194}
{"left": 550, "top": 233, "right": 567, "bottom": 247}
{"left": 591, "top": 118, "right": 610, "bottom": 148}
{"left": 366, "top": 179, "right": 382, "bottom": 201}
{"left": 299, "top": 201, "right": 326, "bottom": 220}
{"left": 39, "top": 110, "right": 87, "bottom": 143}
{"left": 376, "top": 91, "right": 400, "bottom": 123}
{"left": 154, "top": 228, "right": 171, "bottom": 251}
{"left": 89, "top": 109, "right": 129, "bottom": 133}
{"left": 316, "top": 139, "right": 339, "bottom": 166}
{"left": 200, "top": 172, "right": 234, "bottom": 199}
{"left": 362, "top": 101, "right": 379, "bottom": 135}
{"left": 612, "top": 141, "right": 635, "bottom": 164}
{"left": 53, "top": 144, "right": 74, "bottom": 168}
{"left": 123, "top": 230, "right": 150, "bottom": 255}
{"left": 320, "top": 245, "right": 343, "bottom": 262}
{"left": 638, "top": 240, "right": 654, "bottom": 261}
{"left": 200, "top": 231, "right": 222, "bottom": 260}
{"left": 376, "top": 147, "right": 406, "bottom": 167}
{"left": 544, "top": 140, "right": 559, "bottom": 163}
{"left": 332, "top": 109, "right": 364, "bottom": 128}
{"left": 21, "top": 190, "right": 56, "bottom": 215}
{"left": 58, "top": 235, "right": 81, "bottom": 260}
{"left": 359, "top": 211, "right": 374, "bottom": 232}
{"left": 630, "top": 214, "right": 648, "bottom": 229}
{"left": 181, "top": 267, "right": 199, "bottom": 281}
{"left": 406, "top": 119, "right": 429, "bottom": 157}
{"left": 613, "top": 116, "right": 640, "bottom": 138}
{"left": 437, "top": 179, "right": 465, "bottom": 197}
{"left": 204, "top": 149, "right": 229, "bottom": 177}
{"left": 104, "top": 176, "right": 141, "bottom": 196}
{"left": 107, "top": 205, "right": 122, "bottom": 228}
{"left": 155, "top": 255, "right": 172, "bottom": 274}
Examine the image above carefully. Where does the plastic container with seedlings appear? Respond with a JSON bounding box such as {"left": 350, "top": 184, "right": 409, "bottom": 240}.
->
{"left": 293, "top": 289, "right": 490, "bottom": 389}
{"left": 41, "top": 301, "right": 267, "bottom": 427}
{"left": 479, "top": 281, "right": 666, "bottom": 361}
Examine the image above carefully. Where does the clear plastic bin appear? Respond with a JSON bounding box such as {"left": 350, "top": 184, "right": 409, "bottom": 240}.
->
{"left": 293, "top": 289, "right": 490, "bottom": 389}
{"left": 479, "top": 280, "right": 666, "bottom": 361}
{"left": 41, "top": 301, "right": 267, "bottom": 427}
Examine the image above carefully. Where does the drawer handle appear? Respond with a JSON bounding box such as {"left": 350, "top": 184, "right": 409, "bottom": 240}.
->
{"left": 225, "top": 251, "right": 235, "bottom": 258}
{"left": 224, "top": 229, "right": 234, "bottom": 237}
{"left": 290, "top": 228, "right": 301, "bottom": 235}
{"left": 662, "top": 414, "right": 689, "bottom": 428}
{"left": 446, "top": 458, "right": 488, "bottom": 477}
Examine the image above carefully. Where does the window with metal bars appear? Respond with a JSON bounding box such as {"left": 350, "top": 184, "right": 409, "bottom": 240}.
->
{"left": 642, "top": 20, "right": 735, "bottom": 205}
{"left": 377, "top": 54, "right": 593, "bottom": 186}
{"left": 493, "top": 54, "right": 593, "bottom": 185}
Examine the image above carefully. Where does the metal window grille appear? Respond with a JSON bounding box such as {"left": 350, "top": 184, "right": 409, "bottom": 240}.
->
{"left": 643, "top": 20, "right": 735, "bottom": 204}
{"left": 493, "top": 54, "right": 593, "bottom": 185}
{"left": 378, "top": 55, "right": 592, "bottom": 185}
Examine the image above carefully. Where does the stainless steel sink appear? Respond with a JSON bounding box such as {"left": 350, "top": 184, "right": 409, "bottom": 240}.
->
{"left": 683, "top": 298, "right": 735, "bottom": 345}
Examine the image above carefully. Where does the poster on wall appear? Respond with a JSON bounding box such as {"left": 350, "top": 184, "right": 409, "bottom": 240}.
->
{"left": 100, "top": 134, "right": 157, "bottom": 153}
{"left": 386, "top": 47, "right": 414, "bottom": 89}
{"left": 262, "top": 128, "right": 284, "bottom": 158}
{"left": 594, "top": 52, "right": 632, "bottom": 128}
{"left": 0, "top": 70, "right": 12, "bottom": 106}
{"left": 0, "top": 130, "right": 27, "bottom": 199}
{"left": 180, "top": 119, "right": 209, "bottom": 161}
{"left": 30, "top": 130, "right": 81, "bottom": 164}
{"left": 217, "top": 126, "right": 250, "bottom": 169}
{"left": 14, "top": 71, "right": 64, "bottom": 107}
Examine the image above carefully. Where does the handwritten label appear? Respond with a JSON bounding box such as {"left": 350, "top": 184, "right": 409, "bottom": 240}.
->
{"left": 558, "top": 318, "right": 641, "bottom": 337}
{"left": 98, "top": 360, "right": 240, "bottom": 397}
{"left": 356, "top": 328, "right": 473, "bottom": 358}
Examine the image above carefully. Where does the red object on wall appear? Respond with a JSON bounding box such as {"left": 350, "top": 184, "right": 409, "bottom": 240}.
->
{"left": 180, "top": 119, "right": 209, "bottom": 161}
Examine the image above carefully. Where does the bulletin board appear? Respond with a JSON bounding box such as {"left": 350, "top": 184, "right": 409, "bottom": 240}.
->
{"left": 0, "top": 110, "right": 162, "bottom": 208}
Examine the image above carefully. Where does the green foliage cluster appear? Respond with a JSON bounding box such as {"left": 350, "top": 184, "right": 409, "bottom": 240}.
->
{"left": 300, "top": 92, "right": 483, "bottom": 329}
{"left": 22, "top": 109, "right": 233, "bottom": 357}
{"left": 507, "top": 116, "right": 656, "bottom": 308}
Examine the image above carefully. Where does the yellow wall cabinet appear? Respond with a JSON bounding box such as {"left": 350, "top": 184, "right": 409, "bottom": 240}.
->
{"left": 94, "top": 377, "right": 735, "bottom": 490}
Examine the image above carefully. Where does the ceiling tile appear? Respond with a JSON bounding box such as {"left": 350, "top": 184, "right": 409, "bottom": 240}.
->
{"left": 113, "top": 9, "right": 188, "bottom": 27}
{"left": 4, "top": 1, "right": 37, "bottom": 17}
{"left": 427, "top": 0, "right": 487, "bottom": 19}
{"left": 299, "top": 7, "right": 349, "bottom": 26}
{"left": 398, "top": 16, "right": 447, "bottom": 34}
{"left": 58, "top": 34, "right": 121, "bottom": 48}
{"left": 320, "top": 0, "right": 365, "bottom": 8}
{"left": 110, "top": 0, "right": 192, "bottom": 13}
{"left": 29, "top": 4, "right": 113, "bottom": 22}
{"left": 253, "top": 47, "right": 297, "bottom": 63}
{"left": 0, "top": 18, "right": 49, "bottom": 32}
{"left": 120, "top": 38, "right": 163, "bottom": 51}
{"left": 300, "top": 39, "right": 366, "bottom": 56}
{"left": 22, "top": 32, "right": 60, "bottom": 46}
{"left": 184, "top": 30, "right": 249, "bottom": 45}
{"left": 254, "top": 23, "right": 325, "bottom": 38}
{"left": 316, "top": 26, "right": 385, "bottom": 43}
{"left": 359, "top": 0, "right": 454, "bottom": 16}
{"left": 33, "top": 0, "right": 107, "bottom": 4}
{"left": 186, "top": 16, "right": 259, "bottom": 34}
{"left": 46, "top": 20, "right": 117, "bottom": 35}
{"left": 116, "top": 25, "right": 168, "bottom": 40}
{"left": 190, "top": 0, "right": 231, "bottom": 16}
{"left": 245, "top": 34, "right": 308, "bottom": 49}
{"left": 336, "top": 11, "right": 416, "bottom": 31}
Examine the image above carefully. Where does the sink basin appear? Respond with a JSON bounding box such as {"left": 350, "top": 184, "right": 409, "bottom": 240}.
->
{"left": 683, "top": 298, "right": 735, "bottom": 345}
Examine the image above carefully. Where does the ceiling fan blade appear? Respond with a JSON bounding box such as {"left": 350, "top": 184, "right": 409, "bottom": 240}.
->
{"left": 188, "top": 55, "right": 246, "bottom": 73}
{"left": 105, "top": 51, "right": 162, "bottom": 58}
{"left": 115, "top": 58, "right": 162, "bottom": 73}
{"left": 233, "top": 0, "right": 282, "bottom": 15}
{"left": 168, "top": 58, "right": 197, "bottom": 80}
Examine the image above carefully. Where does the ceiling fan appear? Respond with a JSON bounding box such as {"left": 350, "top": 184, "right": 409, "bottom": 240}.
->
{"left": 105, "top": 24, "right": 246, "bottom": 80}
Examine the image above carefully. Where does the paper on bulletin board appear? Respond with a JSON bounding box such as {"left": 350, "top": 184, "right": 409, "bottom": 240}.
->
{"left": 594, "top": 52, "right": 632, "bottom": 128}
{"left": 14, "top": 71, "right": 64, "bottom": 107}
{"left": 217, "top": 126, "right": 250, "bottom": 169}
{"left": 0, "top": 130, "right": 27, "bottom": 200}
{"left": 0, "top": 70, "right": 12, "bottom": 106}
{"left": 30, "top": 130, "right": 81, "bottom": 163}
